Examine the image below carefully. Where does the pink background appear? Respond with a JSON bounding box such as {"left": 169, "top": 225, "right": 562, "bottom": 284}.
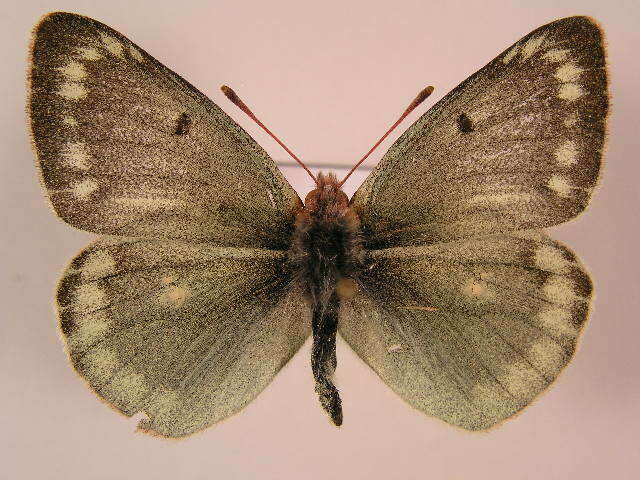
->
{"left": 2, "top": 1, "right": 639, "bottom": 478}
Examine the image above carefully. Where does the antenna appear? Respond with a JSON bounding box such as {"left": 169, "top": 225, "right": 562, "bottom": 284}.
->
{"left": 338, "top": 86, "right": 434, "bottom": 187}
{"left": 221, "top": 85, "right": 317, "bottom": 184}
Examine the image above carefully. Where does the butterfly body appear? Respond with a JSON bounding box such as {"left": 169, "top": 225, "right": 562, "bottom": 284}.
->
{"left": 290, "top": 172, "right": 363, "bottom": 425}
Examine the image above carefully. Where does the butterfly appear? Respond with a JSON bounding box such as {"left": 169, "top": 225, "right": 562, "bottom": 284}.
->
{"left": 28, "top": 12, "right": 608, "bottom": 437}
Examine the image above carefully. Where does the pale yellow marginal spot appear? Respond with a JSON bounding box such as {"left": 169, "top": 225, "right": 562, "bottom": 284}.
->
{"left": 543, "top": 275, "right": 577, "bottom": 305}
{"left": 520, "top": 34, "right": 547, "bottom": 61}
{"left": 69, "top": 310, "right": 111, "bottom": 349}
{"left": 470, "top": 382, "right": 512, "bottom": 422}
{"left": 462, "top": 279, "right": 494, "bottom": 300}
{"left": 502, "top": 45, "right": 520, "bottom": 64}
{"left": 62, "top": 115, "right": 78, "bottom": 126}
{"left": 558, "top": 83, "right": 585, "bottom": 101}
{"left": 554, "top": 140, "right": 578, "bottom": 167}
{"left": 129, "top": 45, "right": 144, "bottom": 62}
{"left": 535, "top": 244, "right": 570, "bottom": 273}
{"left": 145, "top": 387, "right": 180, "bottom": 421}
{"left": 61, "top": 141, "right": 91, "bottom": 170}
{"left": 57, "top": 82, "right": 87, "bottom": 100}
{"left": 387, "top": 344, "right": 403, "bottom": 353}
{"left": 498, "top": 363, "right": 539, "bottom": 400}
{"left": 73, "top": 282, "right": 109, "bottom": 313}
{"left": 71, "top": 178, "right": 99, "bottom": 200}
{"left": 547, "top": 174, "right": 573, "bottom": 198}
{"left": 563, "top": 112, "right": 579, "bottom": 127}
{"left": 81, "top": 344, "right": 119, "bottom": 384}
{"left": 81, "top": 250, "right": 117, "bottom": 280}
{"left": 77, "top": 47, "right": 102, "bottom": 60}
{"left": 113, "top": 197, "right": 189, "bottom": 209}
{"left": 468, "top": 193, "right": 532, "bottom": 206}
{"left": 555, "top": 63, "right": 583, "bottom": 83}
{"left": 99, "top": 32, "right": 124, "bottom": 57}
{"left": 103, "top": 367, "right": 151, "bottom": 407}
{"left": 542, "top": 48, "right": 570, "bottom": 63}
{"left": 528, "top": 338, "right": 565, "bottom": 376}
{"left": 537, "top": 307, "right": 576, "bottom": 338}
{"left": 160, "top": 285, "right": 189, "bottom": 307}
{"left": 57, "top": 61, "right": 87, "bottom": 81}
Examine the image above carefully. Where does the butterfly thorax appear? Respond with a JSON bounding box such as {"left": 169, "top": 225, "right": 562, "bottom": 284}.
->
{"left": 289, "top": 172, "right": 363, "bottom": 425}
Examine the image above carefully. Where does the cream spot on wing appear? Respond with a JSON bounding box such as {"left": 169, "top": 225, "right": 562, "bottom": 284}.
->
{"left": 468, "top": 193, "right": 532, "bottom": 206}
{"left": 73, "top": 282, "right": 109, "bottom": 313}
{"left": 503, "top": 45, "right": 520, "bottom": 64}
{"left": 520, "top": 34, "right": 547, "bottom": 60}
{"left": 104, "top": 367, "right": 151, "bottom": 406}
{"left": 113, "top": 197, "right": 188, "bottom": 209}
{"left": 69, "top": 310, "right": 111, "bottom": 349}
{"left": 535, "top": 245, "right": 570, "bottom": 273}
{"left": 71, "top": 178, "right": 99, "bottom": 199}
{"left": 528, "top": 338, "right": 565, "bottom": 376}
{"left": 57, "top": 82, "right": 87, "bottom": 100}
{"left": 129, "top": 45, "right": 144, "bottom": 62}
{"left": 537, "top": 307, "right": 576, "bottom": 338}
{"left": 61, "top": 141, "right": 91, "bottom": 170}
{"left": 62, "top": 115, "right": 78, "bottom": 126}
{"left": 547, "top": 174, "right": 573, "bottom": 197}
{"left": 555, "top": 63, "right": 583, "bottom": 83}
{"left": 77, "top": 47, "right": 102, "bottom": 60}
{"left": 542, "top": 48, "right": 570, "bottom": 63}
{"left": 498, "top": 362, "right": 543, "bottom": 400}
{"left": 267, "top": 190, "right": 276, "bottom": 208}
{"left": 387, "top": 344, "right": 403, "bottom": 353}
{"left": 463, "top": 279, "right": 494, "bottom": 299}
{"left": 160, "top": 285, "right": 189, "bottom": 307}
{"left": 81, "top": 345, "right": 119, "bottom": 384}
{"left": 558, "top": 83, "right": 585, "bottom": 101}
{"left": 543, "top": 275, "right": 577, "bottom": 305}
{"left": 563, "top": 113, "right": 579, "bottom": 127}
{"left": 99, "top": 32, "right": 124, "bottom": 57}
{"left": 81, "top": 250, "right": 117, "bottom": 280}
{"left": 554, "top": 140, "right": 578, "bottom": 167}
{"left": 58, "top": 61, "right": 87, "bottom": 81}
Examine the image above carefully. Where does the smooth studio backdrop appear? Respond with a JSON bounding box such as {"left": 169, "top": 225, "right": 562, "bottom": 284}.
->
{"left": 2, "top": 1, "right": 639, "bottom": 479}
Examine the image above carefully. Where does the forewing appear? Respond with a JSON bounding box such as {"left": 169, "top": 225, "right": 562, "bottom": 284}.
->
{"left": 57, "top": 238, "right": 310, "bottom": 437}
{"left": 339, "top": 231, "right": 591, "bottom": 430}
{"left": 29, "top": 12, "right": 300, "bottom": 248}
{"left": 352, "top": 16, "right": 607, "bottom": 248}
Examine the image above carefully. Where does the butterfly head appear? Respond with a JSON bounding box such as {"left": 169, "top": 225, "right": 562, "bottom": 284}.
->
{"left": 303, "top": 172, "right": 349, "bottom": 218}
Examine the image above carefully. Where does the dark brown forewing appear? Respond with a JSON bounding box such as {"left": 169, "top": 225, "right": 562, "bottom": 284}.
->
{"left": 29, "top": 12, "right": 301, "bottom": 248}
{"left": 351, "top": 16, "right": 607, "bottom": 248}
{"left": 57, "top": 237, "right": 310, "bottom": 437}
{"left": 339, "top": 231, "right": 591, "bottom": 430}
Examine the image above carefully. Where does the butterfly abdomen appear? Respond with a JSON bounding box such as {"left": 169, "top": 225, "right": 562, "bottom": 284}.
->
{"left": 290, "top": 173, "right": 363, "bottom": 425}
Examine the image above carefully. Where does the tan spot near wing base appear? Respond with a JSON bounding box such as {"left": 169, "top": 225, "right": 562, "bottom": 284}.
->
{"left": 160, "top": 285, "right": 189, "bottom": 307}
{"left": 462, "top": 279, "right": 494, "bottom": 299}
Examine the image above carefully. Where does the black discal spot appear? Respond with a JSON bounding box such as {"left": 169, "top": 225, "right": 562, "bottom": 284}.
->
{"left": 457, "top": 113, "right": 474, "bottom": 133}
{"left": 174, "top": 112, "right": 192, "bottom": 135}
